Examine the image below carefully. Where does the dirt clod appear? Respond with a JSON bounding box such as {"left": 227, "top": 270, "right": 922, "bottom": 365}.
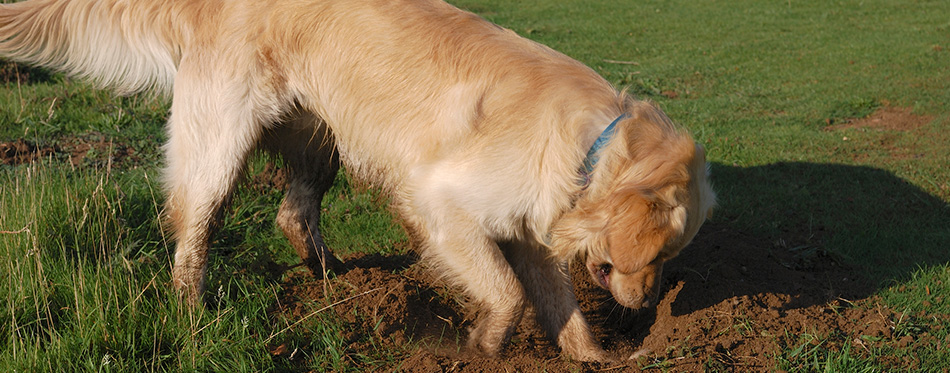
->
{"left": 0, "top": 139, "right": 56, "bottom": 165}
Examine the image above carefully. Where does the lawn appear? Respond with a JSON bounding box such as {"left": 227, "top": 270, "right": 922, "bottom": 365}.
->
{"left": 1, "top": 0, "right": 948, "bottom": 371}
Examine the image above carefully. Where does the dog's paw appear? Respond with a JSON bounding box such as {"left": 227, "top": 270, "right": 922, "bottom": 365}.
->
{"left": 568, "top": 347, "right": 614, "bottom": 363}
{"left": 464, "top": 325, "right": 505, "bottom": 357}
{"left": 303, "top": 252, "right": 346, "bottom": 278}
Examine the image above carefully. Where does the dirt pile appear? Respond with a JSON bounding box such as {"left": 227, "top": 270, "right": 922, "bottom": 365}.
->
{"left": 268, "top": 221, "right": 931, "bottom": 371}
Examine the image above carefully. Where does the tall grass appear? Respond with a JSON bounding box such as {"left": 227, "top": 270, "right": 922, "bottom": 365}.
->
{"left": 0, "top": 162, "right": 275, "bottom": 371}
{"left": 0, "top": 156, "right": 409, "bottom": 371}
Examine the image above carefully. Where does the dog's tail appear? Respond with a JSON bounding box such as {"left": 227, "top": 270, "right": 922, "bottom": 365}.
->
{"left": 0, "top": 0, "right": 181, "bottom": 95}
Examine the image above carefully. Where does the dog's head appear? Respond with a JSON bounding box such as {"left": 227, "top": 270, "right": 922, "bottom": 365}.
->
{"left": 552, "top": 101, "right": 715, "bottom": 310}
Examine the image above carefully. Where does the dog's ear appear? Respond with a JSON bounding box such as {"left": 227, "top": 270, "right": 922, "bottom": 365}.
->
{"left": 550, "top": 204, "right": 610, "bottom": 262}
{"left": 606, "top": 186, "right": 687, "bottom": 274}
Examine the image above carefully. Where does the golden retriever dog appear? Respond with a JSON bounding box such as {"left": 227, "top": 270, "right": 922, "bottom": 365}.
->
{"left": 0, "top": 0, "right": 715, "bottom": 361}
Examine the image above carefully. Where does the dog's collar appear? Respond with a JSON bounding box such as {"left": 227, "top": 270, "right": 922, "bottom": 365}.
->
{"left": 579, "top": 113, "right": 628, "bottom": 186}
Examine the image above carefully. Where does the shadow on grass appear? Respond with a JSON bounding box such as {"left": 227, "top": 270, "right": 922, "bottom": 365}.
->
{"left": 664, "top": 162, "right": 950, "bottom": 315}
{"left": 0, "top": 59, "right": 55, "bottom": 85}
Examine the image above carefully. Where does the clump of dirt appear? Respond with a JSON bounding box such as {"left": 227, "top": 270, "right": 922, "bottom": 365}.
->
{"left": 58, "top": 134, "right": 139, "bottom": 167}
{"left": 0, "top": 134, "right": 142, "bottom": 168}
{"left": 825, "top": 106, "right": 933, "bottom": 132}
{"left": 0, "top": 139, "right": 58, "bottom": 165}
{"left": 268, "top": 221, "right": 933, "bottom": 371}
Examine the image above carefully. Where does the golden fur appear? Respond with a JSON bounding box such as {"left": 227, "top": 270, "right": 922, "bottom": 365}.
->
{"left": 0, "top": 0, "right": 715, "bottom": 361}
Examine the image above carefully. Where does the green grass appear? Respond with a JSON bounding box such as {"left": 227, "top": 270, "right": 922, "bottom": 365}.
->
{"left": 0, "top": 157, "right": 408, "bottom": 371}
{"left": 2, "top": 0, "right": 949, "bottom": 370}
{"left": 0, "top": 162, "right": 275, "bottom": 371}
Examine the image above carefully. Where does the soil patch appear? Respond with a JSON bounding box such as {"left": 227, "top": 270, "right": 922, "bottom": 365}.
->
{"left": 825, "top": 106, "right": 933, "bottom": 132}
{"left": 0, "top": 134, "right": 142, "bottom": 168}
{"left": 249, "top": 161, "right": 288, "bottom": 192}
{"left": 823, "top": 106, "right": 935, "bottom": 163}
{"left": 0, "top": 138, "right": 58, "bottom": 165}
{"left": 269, "top": 222, "right": 930, "bottom": 371}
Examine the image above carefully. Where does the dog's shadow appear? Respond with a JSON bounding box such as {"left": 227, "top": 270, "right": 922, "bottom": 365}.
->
{"left": 662, "top": 162, "right": 950, "bottom": 316}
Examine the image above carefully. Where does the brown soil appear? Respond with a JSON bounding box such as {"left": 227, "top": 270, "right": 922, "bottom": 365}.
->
{"left": 0, "top": 138, "right": 58, "bottom": 165}
{"left": 0, "top": 134, "right": 141, "bottom": 168}
{"left": 825, "top": 106, "right": 933, "bottom": 132}
{"left": 823, "top": 106, "right": 936, "bottom": 164}
{"left": 266, "top": 221, "right": 930, "bottom": 371}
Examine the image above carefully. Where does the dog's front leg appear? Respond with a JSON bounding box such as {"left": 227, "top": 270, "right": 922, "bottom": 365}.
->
{"left": 411, "top": 211, "right": 527, "bottom": 355}
{"left": 503, "top": 241, "right": 610, "bottom": 362}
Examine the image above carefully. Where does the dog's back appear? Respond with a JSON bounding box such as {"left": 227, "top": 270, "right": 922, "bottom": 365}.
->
{"left": 252, "top": 0, "right": 619, "bottom": 190}
{"left": 0, "top": 0, "right": 615, "bottom": 185}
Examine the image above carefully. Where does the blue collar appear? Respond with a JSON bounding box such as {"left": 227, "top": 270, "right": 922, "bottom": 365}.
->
{"left": 579, "top": 113, "right": 628, "bottom": 186}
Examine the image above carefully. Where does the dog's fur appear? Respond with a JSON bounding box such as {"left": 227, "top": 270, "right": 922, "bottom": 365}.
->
{"left": 0, "top": 0, "right": 715, "bottom": 361}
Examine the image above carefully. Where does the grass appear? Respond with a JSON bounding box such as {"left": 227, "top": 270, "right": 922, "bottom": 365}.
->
{"left": 0, "top": 162, "right": 274, "bottom": 371}
{"left": 0, "top": 156, "right": 407, "bottom": 371}
{"left": 2, "top": 0, "right": 949, "bottom": 371}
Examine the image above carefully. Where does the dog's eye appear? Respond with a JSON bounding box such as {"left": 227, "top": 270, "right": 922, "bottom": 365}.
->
{"left": 596, "top": 263, "right": 612, "bottom": 288}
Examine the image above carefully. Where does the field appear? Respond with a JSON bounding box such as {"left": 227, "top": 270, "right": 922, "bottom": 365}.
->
{"left": 2, "top": 0, "right": 949, "bottom": 371}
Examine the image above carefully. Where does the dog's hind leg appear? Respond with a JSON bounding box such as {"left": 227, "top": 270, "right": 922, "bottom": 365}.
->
{"left": 263, "top": 112, "right": 343, "bottom": 276}
{"left": 165, "top": 64, "right": 272, "bottom": 305}
{"left": 503, "top": 241, "right": 610, "bottom": 362}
